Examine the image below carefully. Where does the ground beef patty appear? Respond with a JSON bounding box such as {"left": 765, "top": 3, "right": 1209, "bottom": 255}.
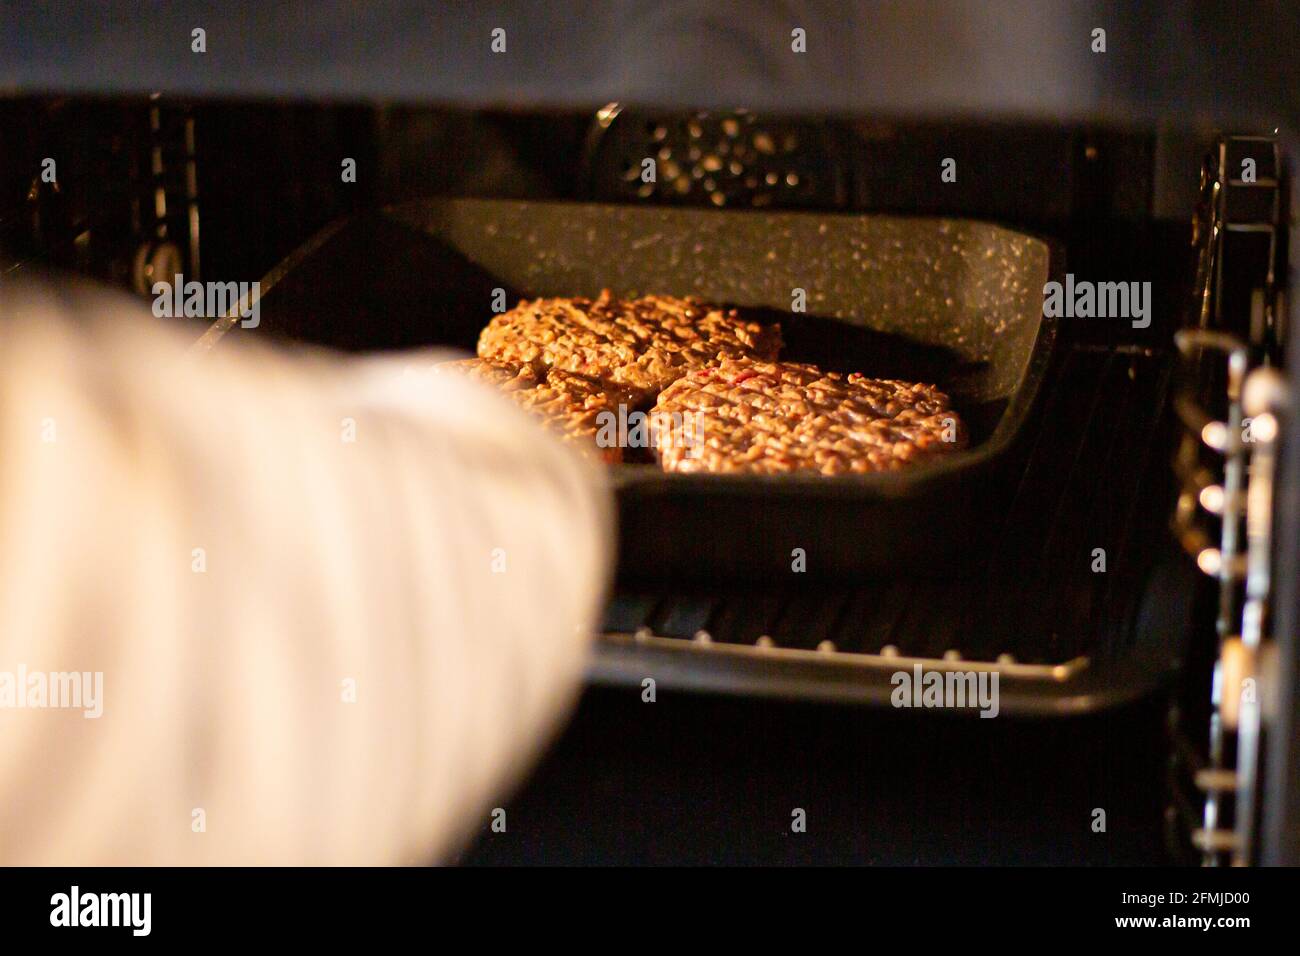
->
{"left": 437, "top": 358, "right": 637, "bottom": 464}
{"left": 651, "top": 358, "right": 963, "bottom": 475}
{"left": 477, "top": 290, "right": 782, "bottom": 399}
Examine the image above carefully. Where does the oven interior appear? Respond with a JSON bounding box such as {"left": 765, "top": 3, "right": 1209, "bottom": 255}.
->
{"left": 1, "top": 99, "right": 1291, "bottom": 864}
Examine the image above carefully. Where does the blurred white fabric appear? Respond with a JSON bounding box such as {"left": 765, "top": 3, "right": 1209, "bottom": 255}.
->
{"left": 0, "top": 283, "right": 613, "bottom": 865}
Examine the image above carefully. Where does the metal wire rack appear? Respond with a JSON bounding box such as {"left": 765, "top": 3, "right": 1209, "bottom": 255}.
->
{"left": 1168, "top": 134, "right": 1288, "bottom": 866}
{"left": 592, "top": 338, "right": 1174, "bottom": 714}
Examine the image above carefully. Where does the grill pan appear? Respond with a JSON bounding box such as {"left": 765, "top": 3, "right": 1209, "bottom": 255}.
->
{"left": 209, "top": 198, "right": 1059, "bottom": 582}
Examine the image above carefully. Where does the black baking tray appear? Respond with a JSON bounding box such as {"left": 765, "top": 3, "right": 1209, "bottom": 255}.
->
{"left": 220, "top": 198, "right": 1059, "bottom": 582}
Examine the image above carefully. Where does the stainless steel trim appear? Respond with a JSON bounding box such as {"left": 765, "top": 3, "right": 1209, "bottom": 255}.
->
{"left": 599, "top": 630, "right": 1089, "bottom": 681}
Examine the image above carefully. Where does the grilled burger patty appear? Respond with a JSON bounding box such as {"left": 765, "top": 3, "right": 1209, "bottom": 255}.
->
{"left": 651, "top": 358, "right": 963, "bottom": 475}
{"left": 436, "top": 358, "right": 637, "bottom": 464}
{"left": 477, "top": 290, "right": 783, "bottom": 399}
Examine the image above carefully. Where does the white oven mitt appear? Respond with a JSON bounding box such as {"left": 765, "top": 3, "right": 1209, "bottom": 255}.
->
{"left": 0, "top": 282, "right": 612, "bottom": 865}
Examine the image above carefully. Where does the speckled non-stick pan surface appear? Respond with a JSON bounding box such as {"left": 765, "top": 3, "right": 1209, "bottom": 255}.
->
{"left": 241, "top": 198, "right": 1060, "bottom": 582}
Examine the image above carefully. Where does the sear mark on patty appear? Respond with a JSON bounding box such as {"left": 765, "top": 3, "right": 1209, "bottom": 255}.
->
{"left": 651, "top": 357, "right": 965, "bottom": 475}
{"left": 436, "top": 357, "right": 639, "bottom": 464}
{"left": 477, "top": 289, "right": 783, "bottom": 399}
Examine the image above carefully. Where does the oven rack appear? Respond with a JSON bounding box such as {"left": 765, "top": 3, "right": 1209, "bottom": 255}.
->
{"left": 593, "top": 338, "right": 1177, "bottom": 716}
{"left": 1167, "top": 134, "right": 1288, "bottom": 866}
{"left": 129, "top": 97, "right": 201, "bottom": 294}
